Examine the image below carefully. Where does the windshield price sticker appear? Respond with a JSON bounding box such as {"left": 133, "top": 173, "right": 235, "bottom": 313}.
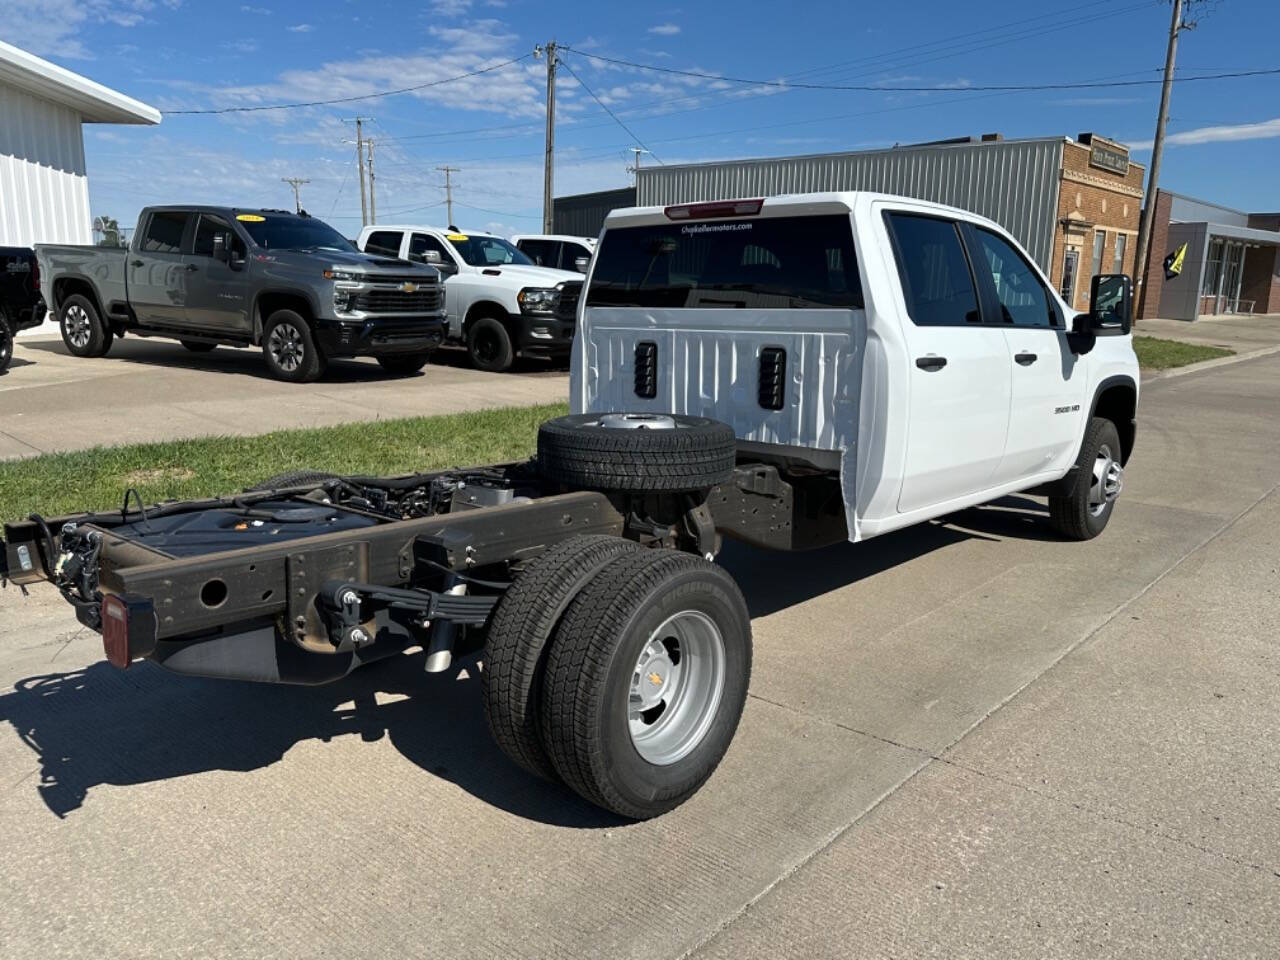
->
{"left": 236, "top": 214, "right": 267, "bottom": 222}
{"left": 446, "top": 233, "right": 469, "bottom": 241}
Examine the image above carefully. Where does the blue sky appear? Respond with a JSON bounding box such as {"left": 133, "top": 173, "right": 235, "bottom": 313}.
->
{"left": 5, "top": 0, "right": 1278, "bottom": 237}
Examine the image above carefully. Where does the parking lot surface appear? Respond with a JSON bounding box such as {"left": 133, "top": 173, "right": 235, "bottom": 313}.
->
{"left": 0, "top": 334, "right": 568, "bottom": 460}
{"left": 2, "top": 353, "right": 1278, "bottom": 959}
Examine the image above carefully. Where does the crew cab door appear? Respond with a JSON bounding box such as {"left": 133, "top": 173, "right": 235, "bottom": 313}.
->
{"left": 407, "top": 232, "right": 465, "bottom": 336}
{"left": 884, "top": 212, "right": 1012, "bottom": 514}
{"left": 182, "top": 213, "right": 252, "bottom": 334}
{"left": 967, "top": 226, "right": 1087, "bottom": 481}
{"left": 129, "top": 210, "right": 192, "bottom": 326}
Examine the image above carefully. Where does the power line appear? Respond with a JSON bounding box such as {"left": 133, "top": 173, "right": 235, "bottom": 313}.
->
{"left": 163, "top": 54, "right": 533, "bottom": 115}
{"left": 560, "top": 47, "right": 1280, "bottom": 94}
{"left": 557, "top": 54, "right": 663, "bottom": 165}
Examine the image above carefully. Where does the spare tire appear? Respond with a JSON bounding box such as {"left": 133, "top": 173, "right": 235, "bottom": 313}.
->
{"left": 537, "top": 413, "right": 736, "bottom": 493}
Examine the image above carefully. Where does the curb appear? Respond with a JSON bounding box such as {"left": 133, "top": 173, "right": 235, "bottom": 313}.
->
{"left": 1142, "top": 343, "right": 1280, "bottom": 382}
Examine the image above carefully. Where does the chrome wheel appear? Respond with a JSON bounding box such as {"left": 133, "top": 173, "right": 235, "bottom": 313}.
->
{"left": 63, "top": 304, "right": 92, "bottom": 349}
{"left": 267, "top": 322, "right": 305, "bottom": 373}
{"left": 1089, "top": 442, "right": 1123, "bottom": 517}
{"left": 628, "top": 610, "right": 726, "bottom": 766}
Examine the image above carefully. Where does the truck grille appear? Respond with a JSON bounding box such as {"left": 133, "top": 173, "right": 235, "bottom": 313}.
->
{"left": 353, "top": 286, "right": 443, "bottom": 314}
{"left": 556, "top": 281, "right": 583, "bottom": 320}
{"left": 368, "top": 318, "right": 443, "bottom": 343}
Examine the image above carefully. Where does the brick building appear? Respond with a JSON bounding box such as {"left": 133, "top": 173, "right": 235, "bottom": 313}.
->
{"left": 1137, "top": 189, "right": 1280, "bottom": 321}
{"left": 633, "top": 132, "right": 1145, "bottom": 310}
{"left": 1049, "top": 134, "right": 1145, "bottom": 313}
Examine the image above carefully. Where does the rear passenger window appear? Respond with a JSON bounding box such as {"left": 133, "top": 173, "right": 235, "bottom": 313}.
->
{"left": 586, "top": 215, "right": 862, "bottom": 309}
{"left": 364, "top": 230, "right": 404, "bottom": 258}
{"left": 886, "top": 213, "right": 980, "bottom": 326}
{"left": 140, "top": 211, "right": 189, "bottom": 254}
{"left": 974, "top": 228, "right": 1055, "bottom": 327}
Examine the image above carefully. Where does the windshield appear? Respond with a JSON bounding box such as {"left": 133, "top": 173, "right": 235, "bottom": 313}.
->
{"left": 237, "top": 214, "right": 354, "bottom": 252}
{"left": 446, "top": 233, "right": 534, "bottom": 267}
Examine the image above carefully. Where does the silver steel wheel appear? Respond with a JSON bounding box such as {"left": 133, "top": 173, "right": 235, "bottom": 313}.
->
{"left": 594, "top": 413, "right": 678, "bottom": 431}
{"left": 267, "top": 322, "right": 305, "bottom": 373}
{"left": 628, "top": 610, "right": 726, "bottom": 766}
{"left": 1088, "top": 442, "right": 1124, "bottom": 517}
{"left": 63, "top": 304, "right": 92, "bottom": 349}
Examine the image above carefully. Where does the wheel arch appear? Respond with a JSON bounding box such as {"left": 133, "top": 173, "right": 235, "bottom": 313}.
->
{"left": 462, "top": 300, "right": 514, "bottom": 337}
{"left": 51, "top": 277, "right": 104, "bottom": 319}
{"left": 254, "top": 289, "right": 318, "bottom": 344}
{"left": 1089, "top": 375, "right": 1138, "bottom": 465}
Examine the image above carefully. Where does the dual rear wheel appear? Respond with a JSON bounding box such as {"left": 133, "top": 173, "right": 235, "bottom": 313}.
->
{"left": 482, "top": 535, "right": 752, "bottom": 820}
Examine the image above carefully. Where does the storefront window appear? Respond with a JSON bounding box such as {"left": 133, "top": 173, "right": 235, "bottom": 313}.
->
{"left": 1202, "top": 238, "right": 1224, "bottom": 297}
{"left": 1091, "top": 231, "right": 1106, "bottom": 279}
{"left": 1112, "top": 233, "right": 1127, "bottom": 275}
{"left": 1060, "top": 249, "right": 1079, "bottom": 303}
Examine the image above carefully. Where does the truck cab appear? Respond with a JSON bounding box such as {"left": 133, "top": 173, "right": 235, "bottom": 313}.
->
{"left": 573, "top": 192, "right": 1139, "bottom": 542}
{"left": 358, "top": 225, "right": 582, "bottom": 372}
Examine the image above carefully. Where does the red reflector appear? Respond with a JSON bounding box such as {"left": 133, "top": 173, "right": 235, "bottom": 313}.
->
{"left": 102, "top": 594, "right": 132, "bottom": 669}
{"left": 663, "top": 198, "right": 765, "bottom": 221}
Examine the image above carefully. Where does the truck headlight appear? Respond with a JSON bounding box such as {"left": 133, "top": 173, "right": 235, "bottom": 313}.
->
{"left": 323, "top": 268, "right": 363, "bottom": 282}
{"left": 517, "top": 287, "right": 558, "bottom": 315}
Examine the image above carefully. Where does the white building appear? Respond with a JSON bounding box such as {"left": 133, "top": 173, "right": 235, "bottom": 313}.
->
{"left": 0, "top": 39, "right": 159, "bottom": 248}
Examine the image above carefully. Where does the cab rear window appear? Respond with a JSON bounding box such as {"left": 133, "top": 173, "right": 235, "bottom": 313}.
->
{"left": 586, "top": 215, "right": 863, "bottom": 310}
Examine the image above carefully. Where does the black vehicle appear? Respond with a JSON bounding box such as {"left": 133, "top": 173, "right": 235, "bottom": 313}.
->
{"left": 0, "top": 246, "right": 48, "bottom": 373}
{"left": 36, "top": 208, "right": 447, "bottom": 382}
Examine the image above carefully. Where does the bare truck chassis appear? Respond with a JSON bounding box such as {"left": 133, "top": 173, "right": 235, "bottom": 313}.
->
{"left": 2, "top": 416, "right": 845, "bottom": 818}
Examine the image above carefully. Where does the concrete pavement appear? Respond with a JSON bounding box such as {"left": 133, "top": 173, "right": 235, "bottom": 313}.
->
{"left": 0, "top": 334, "right": 568, "bottom": 460}
{"left": 1, "top": 354, "right": 1278, "bottom": 959}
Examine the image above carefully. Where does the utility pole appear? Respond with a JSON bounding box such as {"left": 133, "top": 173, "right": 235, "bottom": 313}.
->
{"left": 281, "top": 177, "right": 310, "bottom": 214}
{"left": 366, "top": 139, "right": 377, "bottom": 225}
{"left": 535, "top": 41, "right": 558, "bottom": 233}
{"left": 343, "top": 117, "right": 372, "bottom": 227}
{"left": 437, "top": 165, "right": 459, "bottom": 227}
{"left": 627, "top": 147, "right": 651, "bottom": 185}
{"left": 1133, "top": 0, "right": 1188, "bottom": 317}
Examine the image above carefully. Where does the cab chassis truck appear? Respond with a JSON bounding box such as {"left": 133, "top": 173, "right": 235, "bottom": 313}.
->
{"left": 1, "top": 193, "right": 1139, "bottom": 819}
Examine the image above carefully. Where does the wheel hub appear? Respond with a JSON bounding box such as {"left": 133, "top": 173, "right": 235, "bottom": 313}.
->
{"left": 269, "top": 324, "right": 304, "bottom": 372}
{"left": 1089, "top": 444, "right": 1123, "bottom": 517}
{"left": 627, "top": 610, "right": 726, "bottom": 766}
{"left": 64, "top": 305, "right": 91, "bottom": 348}
{"left": 596, "top": 413, "right": 678, "bottom": 430}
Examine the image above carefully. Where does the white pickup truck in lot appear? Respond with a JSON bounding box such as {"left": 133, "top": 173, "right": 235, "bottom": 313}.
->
{"left": 358, "top": 224, "right": 581, "bottom": 371}
{"left": 4, "top": 191, "right": 1137, "bottom": 820}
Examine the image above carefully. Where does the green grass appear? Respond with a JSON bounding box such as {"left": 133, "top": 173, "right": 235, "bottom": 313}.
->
{"left": 0, "top": 402, "right": 568, "bottom": 523}
{"left": 1133, "top": 335, "right": 1234, "bottom": 371}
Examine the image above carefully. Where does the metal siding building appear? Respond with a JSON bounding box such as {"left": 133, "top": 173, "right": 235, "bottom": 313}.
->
{"left": 552, "top": 187, "right": 637, "bottom": 239}
{"left": 0, "top": 40, "right": 159, "bottom": 249}
{"left": 636, "top": 138, "right": 1066, "bottom": 271}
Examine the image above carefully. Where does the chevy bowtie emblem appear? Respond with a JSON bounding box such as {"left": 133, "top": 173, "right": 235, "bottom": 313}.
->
{"left": 648, "top": 672, "right": 663, "bottom": 686}
{"left": 400, "top": 282, "right": 418, "bottom": 293}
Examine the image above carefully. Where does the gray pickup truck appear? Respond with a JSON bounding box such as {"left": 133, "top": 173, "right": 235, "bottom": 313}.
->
{"left": 36, "top": 206, "right": 447, "bottom": 382}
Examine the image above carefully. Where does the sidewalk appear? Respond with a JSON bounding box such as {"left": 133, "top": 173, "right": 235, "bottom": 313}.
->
{"left": 1138, "top": 312, "right": 1280, "bottom": 352}
{"left": 0, "top": 334, "right": 568, "bottom": 460}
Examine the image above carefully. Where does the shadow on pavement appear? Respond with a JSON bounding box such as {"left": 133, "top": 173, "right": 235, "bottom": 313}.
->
{"left": 0, "top": 497, "right": 1055, "bottom": 822}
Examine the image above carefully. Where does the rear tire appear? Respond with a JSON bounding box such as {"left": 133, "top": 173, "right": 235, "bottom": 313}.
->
{"left": 60, "top": 294, "right": 113, "bottom": 358}
{"left": 540, "top": 549, "right": 752, "bottom": 819}
{"left": 181, "top": 340, "right": 217, "bottom": 353}
{"left": 1049, "top": 416, "right": 1124, "bottom": 540}
{"left": 483, "top": 534, "right": 643, "bottom": 781}
{"left": 376, "top": 353, "right": 431, "bottom": 376}
{"left": 466, "top": 315, "right": 514, "bottom": 372}
{"left": 262, "top": 309, "right": 325, "bottom": 383}
{"left": 0, "top": 314, "right": 12, "bottom": 375}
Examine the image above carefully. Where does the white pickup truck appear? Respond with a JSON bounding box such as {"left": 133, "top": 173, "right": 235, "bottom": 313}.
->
{"left": 4, "top": 191, "right": 1137, "bottom": 821}
{"left": 358, "top": 224, "right": 581, "bottom": 371}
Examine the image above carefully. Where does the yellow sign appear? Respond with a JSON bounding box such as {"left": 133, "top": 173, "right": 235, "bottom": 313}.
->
{"left": 236, "top": 214, "right": 266, "bottom": 222}
{"left": 446, "top": 233, "right": 469, "bottom": 241}
{"left": 1163, "top": 242, "right": 1187, "bottom": 279}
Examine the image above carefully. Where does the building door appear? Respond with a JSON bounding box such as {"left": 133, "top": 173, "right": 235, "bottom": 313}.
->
{"left": 1059, "top": 249, "right": 1079, "bottom": 306}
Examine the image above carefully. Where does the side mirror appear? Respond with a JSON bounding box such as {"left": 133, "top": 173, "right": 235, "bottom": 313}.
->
{"left": 212, "top": 233, "right": 230, "bottom": 263}
{"left": 425, "top": 250, "right": 457, "bottom": 277}
{"left": 1088, "top": 274, "right": 1132, "bottom": 335}
{"left": 574, "top": 256, "right": 591, "bottom": 273}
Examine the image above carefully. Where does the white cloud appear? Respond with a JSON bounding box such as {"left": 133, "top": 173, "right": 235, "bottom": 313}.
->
{"left": 647, "top": 23, "right": 680, "bottom": 36}
{"left": 239, "top": 4, "right": 270, "bottom": 13}
{"left": 0, "top": 0, "right": 183, "bottom": 59}
{"left": 1130, "top": 117, "right": 1280, "bottom": 150}
{"left": 287, "top": 23, "right": 314, "bottom": 33}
